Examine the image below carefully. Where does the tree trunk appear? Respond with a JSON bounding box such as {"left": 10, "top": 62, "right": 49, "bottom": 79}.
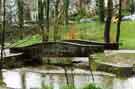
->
{"left": 38, "top": 0, "right": 46, "bottom": 42}
{"left": 116, "top": 0, "right": 122, "bottom": 46}
{"left": 17, "top": 0, "right": 24, "bottom": 40}
{"left": 44, "top": 0, "right": 50, "bottom": 41}
{"left": 130, "top": 0, "right": 135, "bottom": 14}
{"left": 54, "top": 0, "right": 60, "bottom": 41}
{"left": 64, "top": 0, "right": 69, "bottom": 25}
{"left": 0, "top": 0, "right": 6, "bottom": 83}
{"left": 0, "top": 0, "right": 1, "bottom": 20}
{"left": 98, "top": 0, "right": 105, "bottom": 22}
{"left": 104, "top": 0, "right": 113, "bottom": 43}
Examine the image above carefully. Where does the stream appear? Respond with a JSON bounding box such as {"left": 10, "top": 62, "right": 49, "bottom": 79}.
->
{"left": 0, "top": 57, "right": 134, "bottom": 89}
{"left": 2, "top": 68, "right": 135, "bottom": 89}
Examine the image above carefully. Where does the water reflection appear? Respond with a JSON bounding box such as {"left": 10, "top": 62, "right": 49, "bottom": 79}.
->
{"left": 113, "top": 77, "right": 135, "bottom": 89}
{"left": 1, "top": 68, "right": 135, "bottom": 89}
{"left": 3, "top": 71, "right": 21, "bottom": 89}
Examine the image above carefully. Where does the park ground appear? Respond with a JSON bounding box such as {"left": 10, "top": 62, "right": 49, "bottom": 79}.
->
{"left": 9, "top": 21, "right": 135, "bottom": 49}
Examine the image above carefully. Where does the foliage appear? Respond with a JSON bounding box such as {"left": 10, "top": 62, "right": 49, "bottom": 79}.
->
{"left": 82, "top": 83, "right": 102, "bottom": 89}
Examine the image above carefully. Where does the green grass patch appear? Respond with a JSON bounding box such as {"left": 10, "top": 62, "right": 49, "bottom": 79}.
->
{"left": 8, "top": 34, "right": 42, "bottom": 47}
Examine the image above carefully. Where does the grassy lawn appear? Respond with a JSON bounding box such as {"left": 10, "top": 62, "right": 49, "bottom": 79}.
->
{"left": 8, "top": 21, "right": 135, "bottom": 49}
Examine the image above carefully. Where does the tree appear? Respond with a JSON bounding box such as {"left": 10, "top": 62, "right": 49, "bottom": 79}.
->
{"left": 64, "top": 0, "right": 69, "bottom": 25}
{"left": 38, "top": 0, "right": 50, "bottom": 42}
{"left": 17, "top": 0, "right": 24, "bottom": 40}
{"left": 116, "top": 0, "right": 122, "bottom": 46}
{"left": 97, "top": 0, "right": 105, "bottom": 22}
{"left": 130, "top": 0, "right": 135, "bottom": 14}
{"left": 54, "top": 0, "right": 60, "bottom": 41}
{"left": 0, "top": 0, "right": 1, "bottom": 19}
{"left": 104, "top": 0, "right": 113, "bottom": 43}
{"left": 38, "top": 0, "right": 45, "bottom": 41}
{"left": 0, "top": 0, "right": 6, "bottom": 82}
{"left": 45, "top": 0, "right": 50, "bottom": 41}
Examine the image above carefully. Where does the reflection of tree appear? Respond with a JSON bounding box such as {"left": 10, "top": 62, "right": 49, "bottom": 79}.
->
{"left": 20, "top": 71, "right": 26, "bottom": 89}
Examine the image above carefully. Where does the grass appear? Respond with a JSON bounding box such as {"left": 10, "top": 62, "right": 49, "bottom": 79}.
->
{"left": 120, "top": 21, "right": 135, "bottom": 49}
{"left": 8, "top": 21, "right": 135, "bottom": 49}
{"left": 8, "top": 34, "right": 42, "bottom": 47}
